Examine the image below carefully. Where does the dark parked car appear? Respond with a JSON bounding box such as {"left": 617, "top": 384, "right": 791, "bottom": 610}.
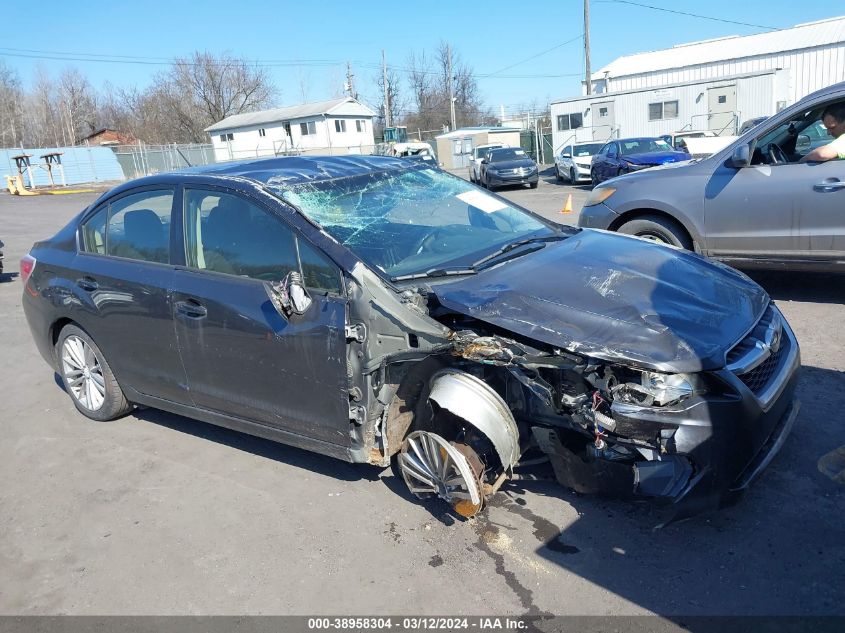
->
{"left": 479, "top": 147, "right": 539, "bottom": 190}
{"left": 579, "top": 81, "right": 845, "bottom": 270}
{"left": 0, "top": 238, "right": 4, "bottom": 275}
{"left": 591, "top": 137, "right": 691, "bottom": 185}
{"left": 22, "top": 156, "right": 799, "bottom": 522}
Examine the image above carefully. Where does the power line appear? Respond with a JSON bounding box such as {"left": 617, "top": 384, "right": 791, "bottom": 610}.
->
{"left": 0, "top": 48, "right": 581, "bottom": 80}
{"left": 595, "top": 0, "right": 778, "bottom": 31}
{"left": 482, "top": 34, "right": 584, "bottom": 77}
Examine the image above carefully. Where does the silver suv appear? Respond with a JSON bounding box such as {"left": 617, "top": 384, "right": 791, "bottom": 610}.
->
{"left": 579, "top": 81, "right": 845, "bottom": 271}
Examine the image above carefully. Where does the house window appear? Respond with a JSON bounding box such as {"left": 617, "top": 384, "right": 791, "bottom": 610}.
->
{"left": 356, "top": 120, "right": 365, "bottom": 133}
{"left": 648, "top": 100, "right": 679, "bottom": 121}
{"left": 300, "top": 121, "right": 316, "bottom": 135}
{"left": 219, "top": 133, "right": 233, "bottom": 142}
{"left": 334, "top": 119, "right": 347, "bottom": 133}
{"left": 556, "top": 113, "right": 583, "bottom": 131}
{"left": 599, "top": 107, "right": 608, "bottom": 117}
{"left": 258, "top": 128, "right": 266, "bottom": 137}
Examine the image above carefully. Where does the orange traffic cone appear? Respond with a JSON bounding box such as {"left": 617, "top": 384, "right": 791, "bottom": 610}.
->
{"left": 560, "top": 193, "right": 573, "bottom": 214}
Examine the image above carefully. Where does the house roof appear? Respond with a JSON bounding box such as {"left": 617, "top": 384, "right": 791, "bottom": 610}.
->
{"left": 205, "top": 97, "right": 377, "bottom": 133}
{"left": 593, "top": 15, "right": 845, "bottom": 80}
{"left": 435, "top": 126, "right": 520, "bottom": 139}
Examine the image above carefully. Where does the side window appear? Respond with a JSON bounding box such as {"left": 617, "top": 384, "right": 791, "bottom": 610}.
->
{"left": 183, "top": 189, "right": 342, "bottom": 292}
{"left": 82, "top": 190, "right": 173, "bottom": 263}
{"left": 81, "top": 205, "right": 107, "bottom": 254}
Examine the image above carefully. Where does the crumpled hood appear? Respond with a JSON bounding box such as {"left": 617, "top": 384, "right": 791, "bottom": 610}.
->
{"left": 624, "top": 151, "right": 690, "bottom": 166}
{"left": 432, "top": 230, "right": 769, "bottom": 373}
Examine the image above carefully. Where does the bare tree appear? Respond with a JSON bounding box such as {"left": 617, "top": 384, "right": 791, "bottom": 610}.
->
{"left": 58, "top": 67, "right": 98, "bottom": 143}
{"left": 153, "top": 51, "right": 278, "bottom": 142}
{"left": 375, "top": 65, "right": 403, "bottom": 131}
{"left": 0, "top": 61, "right": 24, "bottom": 148}
{"left": 402, "top": 43, "right": 487, "bottom": 133}
{"left": 25, "top": 67, "right": 63, "bottom": 147}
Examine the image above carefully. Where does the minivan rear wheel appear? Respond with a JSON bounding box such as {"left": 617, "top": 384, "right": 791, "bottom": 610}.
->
{"left": 57, "top": 324, "right": 132, "bottom": 421}
{"left": 617, "top": 215, "right": 692, "bottom": 250}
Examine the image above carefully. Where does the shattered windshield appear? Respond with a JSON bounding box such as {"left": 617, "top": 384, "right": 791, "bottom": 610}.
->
{"left": 275, "top": 167, "right": 557, "bottom": 278}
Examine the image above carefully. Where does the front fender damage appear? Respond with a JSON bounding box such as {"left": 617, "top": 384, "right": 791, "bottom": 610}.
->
{"left": 355, "top": 285, "right": 697, "bottom": 520}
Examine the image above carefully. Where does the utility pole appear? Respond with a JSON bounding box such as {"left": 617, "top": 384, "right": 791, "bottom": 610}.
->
{"left": 584, "top": 0, "right": 592, "bottom": 95}
{"left": 447, "top": 44, "right": 456, "bottom": 132}
{"left": 345, "top": 62, "right": 357, "bottom": 100}
{"left": 381, "top": 50, "right": 391, "bottom": 128}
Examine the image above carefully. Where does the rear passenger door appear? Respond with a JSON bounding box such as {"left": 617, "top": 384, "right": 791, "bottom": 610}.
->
{"left": 171, "top": 187, "right": 351, "bottom": 445}
{"left": 76, "top": 187, "right": 189, "bottom": 404}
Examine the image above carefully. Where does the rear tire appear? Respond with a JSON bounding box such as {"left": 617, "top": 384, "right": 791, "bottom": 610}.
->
{"left": 56, "top": 324, "right": 132, "bottom": 421}
{"left": 617, "top": 215, "right": 692, "bottom": 250}
{"left": 555, "top": 166, "right": 563, "bottom": 181}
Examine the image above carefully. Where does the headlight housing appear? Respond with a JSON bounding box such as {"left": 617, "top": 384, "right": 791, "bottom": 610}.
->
{"left": 584, "top": 186, "right": 616, "bottom": 207}
{"left": 640, "top": 371, "right": 694, "bottom": 406}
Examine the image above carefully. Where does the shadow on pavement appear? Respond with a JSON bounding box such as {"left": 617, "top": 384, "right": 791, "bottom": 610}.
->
{"left": 743, "top": 270, "right": 845, "bottom": 304}
{"left": 516, "top": 363, "right": 845, "bottom": 618}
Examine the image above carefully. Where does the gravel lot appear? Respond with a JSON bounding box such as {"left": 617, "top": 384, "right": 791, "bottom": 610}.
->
{"left": 1, "top": 178, "right": 843, "bottom": 617}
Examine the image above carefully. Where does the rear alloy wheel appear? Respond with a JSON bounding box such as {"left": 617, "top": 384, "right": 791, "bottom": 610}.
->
{"left": 57, "top": 324, "right": 132, "bottom": 421}
{"left": 617, "top": 215, "right": 692, "bottom": 250}
{"left": 398, "top": 430, "right": 485, "bottom": 518}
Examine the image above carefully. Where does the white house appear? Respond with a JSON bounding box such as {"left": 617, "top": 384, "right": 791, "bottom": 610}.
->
{"left": 206, "top": 97, "right": 377, "bottom": 161}
{"left": 551, "top": 16, "right": 845, "bottom": 151}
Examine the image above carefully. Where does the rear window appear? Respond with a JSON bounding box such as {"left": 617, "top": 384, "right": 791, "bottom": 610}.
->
{"left": 81, "top": 190, "right": 174, "bottom": 264}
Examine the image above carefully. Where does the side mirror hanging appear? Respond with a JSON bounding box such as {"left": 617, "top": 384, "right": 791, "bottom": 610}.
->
{"left": 265, "top": 271, "right": 312, "bottom": 317}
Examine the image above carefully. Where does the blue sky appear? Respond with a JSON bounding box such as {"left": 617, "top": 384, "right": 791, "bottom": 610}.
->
{"left": 2, "top": 0, "right": 840, "bottom": 116}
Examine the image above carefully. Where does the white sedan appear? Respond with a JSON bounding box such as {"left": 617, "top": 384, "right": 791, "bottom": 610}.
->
{"left": 554, "top": 142, "right": 604, "bottom": 184}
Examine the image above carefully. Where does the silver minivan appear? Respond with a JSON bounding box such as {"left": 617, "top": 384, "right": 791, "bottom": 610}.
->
{"left": 579, "top": 81, "right": 845, "bottom": 271}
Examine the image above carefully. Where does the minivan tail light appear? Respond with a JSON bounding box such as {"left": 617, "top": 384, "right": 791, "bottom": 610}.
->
{"left": 20, "top": 254, "right": 36, "bottom": 285}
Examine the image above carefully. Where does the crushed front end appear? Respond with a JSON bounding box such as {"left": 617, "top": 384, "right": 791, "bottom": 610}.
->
{"left": 437, "top": 302, "right": 801, "bottom": 522}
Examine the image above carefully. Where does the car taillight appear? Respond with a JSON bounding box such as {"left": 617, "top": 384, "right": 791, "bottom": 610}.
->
{"left": 20, "top": 254, "right": 36, "bottom": 285}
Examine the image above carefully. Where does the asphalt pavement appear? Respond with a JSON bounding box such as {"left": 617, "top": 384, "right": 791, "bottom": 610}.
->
{"left": 1, "top": 182, "right": 843, "bottom": 618}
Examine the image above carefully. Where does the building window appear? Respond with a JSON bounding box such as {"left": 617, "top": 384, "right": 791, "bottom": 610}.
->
{"left": 599, "top": 107, "right": 608, "bottom": 117}
{"left": 219, "top": 133, "right": 233, "bottom": 142}
{"left": 556, "top": 113, "right": 583, "bottom": 131}
{"left": 356, "top": 120, "right": 365, "bottom": 133}
{"left": 300, "top": 121, "right": 316, "bottom": 135}
{"left": 258, "top": 128, "right": 266, "bottom": 137}
{"left": 648, "top": 100, "right": 679, "bottom": 121}
{"left": 334, "top": 119, "right": 347, "bottom": 133}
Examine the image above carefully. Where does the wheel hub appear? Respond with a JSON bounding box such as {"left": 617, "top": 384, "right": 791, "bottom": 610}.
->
{"left": 398, "top": 431, "right": 485, "bottom": 518}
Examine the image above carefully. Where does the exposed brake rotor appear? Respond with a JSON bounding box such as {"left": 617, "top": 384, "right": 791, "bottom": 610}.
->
{"left": 398, "top": 430, "right": 486, "bottom": 518}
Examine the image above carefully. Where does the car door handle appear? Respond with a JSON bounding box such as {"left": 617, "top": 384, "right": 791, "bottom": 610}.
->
{"left": 76, "top": 277, "right": 98, "bottom": 291}
{"left": 174, "top": 300, "right": 207, "bottom": 319}
{"left": 814, "top": 179, "right": 845, "bottom": 192}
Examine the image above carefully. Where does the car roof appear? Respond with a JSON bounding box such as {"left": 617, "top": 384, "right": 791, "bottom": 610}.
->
{"left": 175, "top": 154, "right": 416, "bottom": 187}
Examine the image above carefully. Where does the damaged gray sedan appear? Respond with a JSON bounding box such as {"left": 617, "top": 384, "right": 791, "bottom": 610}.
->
{"left": 22, "top": 156, "right": 800, "bottom": 521}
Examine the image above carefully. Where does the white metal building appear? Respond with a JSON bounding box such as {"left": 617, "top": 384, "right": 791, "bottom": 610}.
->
{"left": 206, "top": 97, "right": 377, "bottom": 161}
{"left": 551, "top": 16, "right": 845, "bottom": 151}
